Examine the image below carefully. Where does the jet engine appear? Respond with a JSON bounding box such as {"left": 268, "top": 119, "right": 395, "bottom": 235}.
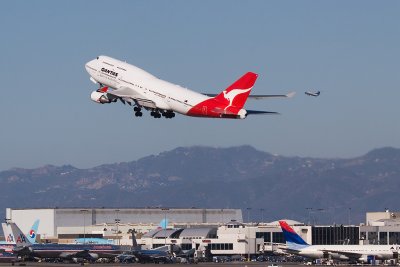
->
{"left": 90, "top": 91, "right": 113, "bottom": 104}
{"left": 88, "top": 253, "right": 99, "bottom": 260}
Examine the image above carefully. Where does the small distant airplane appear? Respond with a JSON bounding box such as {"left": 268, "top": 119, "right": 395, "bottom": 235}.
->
{"left": 85, "top": 55, "right": 295, "bottom": 119}
{"left": 305, "top": 90, "right": 320, "bottom": 97}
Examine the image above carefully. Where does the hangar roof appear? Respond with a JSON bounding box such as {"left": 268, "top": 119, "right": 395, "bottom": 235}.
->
{"left": 179, "top": 228, "right": 217, "bottom": 238}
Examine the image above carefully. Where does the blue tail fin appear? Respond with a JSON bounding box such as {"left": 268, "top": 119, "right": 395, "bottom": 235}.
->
{"left": 159, "top": 218, "right": 168, "bottom": 229}
{"left": 279, "top": 221, "right": 309, "bottom": 247}
{"left": 27, "top": 219, "right": 40, "bottom": 244}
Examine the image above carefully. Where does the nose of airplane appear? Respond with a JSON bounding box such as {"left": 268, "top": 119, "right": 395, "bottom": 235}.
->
{"left": 85, "top": 59, "right": 97, "bottom": 74}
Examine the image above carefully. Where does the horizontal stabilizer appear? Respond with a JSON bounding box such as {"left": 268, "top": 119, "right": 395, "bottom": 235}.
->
{"left": 248, "top": 91, "right": 296, "bottom": 99}
{"left": 203, "top": 91, "right": 295, "bottom": 99}
{"left": 246, "top": 110, "right": 280, "bottom": 115}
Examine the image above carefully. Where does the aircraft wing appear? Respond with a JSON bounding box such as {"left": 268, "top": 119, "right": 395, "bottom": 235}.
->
{"left": 107, "top": 87, "right": 157, "bottom": 109}
{"left": 321, "top": 250, "right": 361, "bottom": 260}
{"left": 203, "top": 92, "right": 295, "bottom": 99}
{"left": 279, "top": 247, "right": 302, "bottom": 254}
{"left": 12, "top": 245, "right": 33, "bottom": 256}
{"left": 60, "top": 249, "right": 104, "bottom": 260}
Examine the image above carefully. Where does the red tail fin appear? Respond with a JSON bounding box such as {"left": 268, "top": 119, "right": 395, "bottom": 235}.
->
{"left": 214, "top": 72, "right": 258, "bottom": 109}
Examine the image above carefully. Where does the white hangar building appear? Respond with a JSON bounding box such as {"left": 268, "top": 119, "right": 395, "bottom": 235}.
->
{"left": 6, "top": 207, "right": 242, "bottom": 240}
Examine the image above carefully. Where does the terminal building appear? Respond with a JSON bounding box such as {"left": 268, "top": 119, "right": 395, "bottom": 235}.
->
{"left": 4, "top": 208, "right": 400, "bottom": 258}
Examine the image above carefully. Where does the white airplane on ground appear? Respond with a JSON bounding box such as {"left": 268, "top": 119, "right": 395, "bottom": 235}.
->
{"left": 305, "top": 90, "right": 320, "bottom": 97}
{"left": 279, "top": 221, "right": 399, "bottom": 263}
{"left": 85, "top": 56, "right": 294, "bottom": 119}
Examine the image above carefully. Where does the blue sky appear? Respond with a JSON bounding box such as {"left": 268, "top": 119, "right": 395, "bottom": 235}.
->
{"left": 1, "top": 1, "right": 399, "bottom": 171}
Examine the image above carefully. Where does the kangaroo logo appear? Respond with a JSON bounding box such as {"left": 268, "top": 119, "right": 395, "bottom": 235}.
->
{"left": 222, "top": 88, "right": 252, "bottom": 110}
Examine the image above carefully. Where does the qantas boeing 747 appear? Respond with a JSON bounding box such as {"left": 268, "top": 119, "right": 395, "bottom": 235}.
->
{"left": 85, "top": 56, "right": 294, "bottom": 119}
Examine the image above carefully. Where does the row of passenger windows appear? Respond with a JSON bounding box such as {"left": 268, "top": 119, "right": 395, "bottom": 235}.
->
{"left": 210, "top": 243, "right": 233, "bottom": 250}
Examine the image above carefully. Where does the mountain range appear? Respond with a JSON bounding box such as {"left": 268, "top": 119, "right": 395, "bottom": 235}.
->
{"left": 1, "top": 146, "right": 399, "bottom": 228}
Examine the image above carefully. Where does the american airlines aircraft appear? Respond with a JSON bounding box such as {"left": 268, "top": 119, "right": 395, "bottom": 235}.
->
{"left": 85, "top": 56, "right": 294, "bottom": 119}
{"left": 280, "top": 221, "right": 399, "bottom": 263}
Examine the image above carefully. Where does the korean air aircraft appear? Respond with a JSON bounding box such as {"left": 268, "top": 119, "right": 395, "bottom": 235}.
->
{"left": 280, "top": 221, "right": 399, "bottom": 263}
{"left": 85, "top": 56, "right": 294, "bottom": 119}
{"left": 0, "top": 219, "right": 39, "bottom": 253}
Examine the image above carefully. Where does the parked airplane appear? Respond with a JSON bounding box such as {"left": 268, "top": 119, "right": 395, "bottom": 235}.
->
{"left": 0, "top": 219, "right": 40, "bottom": 252}
{"left": 74, "top": 238, "right": 114, "bottom": 245}
{"left": 85, "top": 56, "right": 294, "bottom": 119}
{"left": 0, "top": 251, "right": 16, "bottom": 263}
{"left": 3, "top": 221, "right": 127, "bottom": 262}
{"left": 121, "top": 229, "right": 172, "bottom": 263}
{"left": 305, "top": 90, "right": 320, "bottom": 97}
{"left": 117, "top": 226, "right": 195, "bottom": 264}
{"left": 279, "top": 220, "right": 399, "bottom": 263}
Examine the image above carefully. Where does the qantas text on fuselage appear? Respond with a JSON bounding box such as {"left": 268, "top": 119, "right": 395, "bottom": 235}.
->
{"left": 85, "top": 56, "right": 294, "bottom": 119}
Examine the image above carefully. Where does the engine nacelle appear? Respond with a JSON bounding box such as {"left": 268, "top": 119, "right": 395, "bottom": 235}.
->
{"left": 88, "top": 253, "right": 99, "bottom": 260}
{"left": 91, "top": 91, "right": 112, "bottom": 104}
{"left": 238, "top": 109, "right": 247, "bottom": 119}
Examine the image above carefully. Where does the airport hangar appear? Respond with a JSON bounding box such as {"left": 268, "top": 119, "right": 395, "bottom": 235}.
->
{"left": 5, "top": 208, "right": 400, "bottom": 257}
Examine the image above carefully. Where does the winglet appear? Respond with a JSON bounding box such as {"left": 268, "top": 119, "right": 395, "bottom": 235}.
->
{"left": 286, "top": 92, "right": 296, "bottom": 98}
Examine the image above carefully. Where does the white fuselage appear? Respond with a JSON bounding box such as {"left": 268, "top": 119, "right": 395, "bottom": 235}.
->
{"left": 85, "top": 56, "right": 210, "bottom": 115}
{"left": 294, "top": 244, "right": 399, "bottom": 261}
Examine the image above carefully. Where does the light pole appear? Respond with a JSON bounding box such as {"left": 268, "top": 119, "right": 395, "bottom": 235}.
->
{"left": 316, "top": 208, "right": 324, "bottom": 225}
{"left": 348, "top": 207, "right": 351, "bottom": 225}
{"left": 246, "top": 208, "right": 252, "bottom": 223}
{"left": 306, "top": 208, "right": 313, "bottom": 225}
{"left": 80, "top": 209, "right": 89, "bottom": 244}
{"left": 260, "top": 208, "right": 265, "bottom": 223}
{"left": 161, "top": 208, "right": 169, "bottom": 246}
{"left": 115, "top": 209, "right": 120, "bottom": 245}
{"left": 246, "top": 207, "right": 252, "bottom": 262}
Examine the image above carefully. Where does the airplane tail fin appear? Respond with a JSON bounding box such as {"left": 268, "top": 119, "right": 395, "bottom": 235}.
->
{"left": 213, "top": 72, "right": 258, "bottom": 109}
{"left": 27, "top": 219, "right": 39, "bottom": 244}
{"left": 158, "top": 218, "right": 168, "bottom": 230}
{"left": 279, "top": 221, "right": 309, "bottom": 247}
{"left": 1, "top": 223, "right": 14, "bottom": 245}
{"left": 131, "top": 230, "right": 138, "bottom": 249}
{"left": 2, "top": 222, "right": 32, "bottom": 247}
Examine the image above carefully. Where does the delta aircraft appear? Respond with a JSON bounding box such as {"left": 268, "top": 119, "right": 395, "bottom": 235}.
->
{"left": 279, "top": 221, "right": 399, "bottom": 263}
{"left": 85, "top": 56, "right": 294, "bottom": 119}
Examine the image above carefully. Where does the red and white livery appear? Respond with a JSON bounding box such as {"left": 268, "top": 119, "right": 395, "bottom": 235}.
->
{"left": 85, "top": 56, "right": 294, "bottom": 119}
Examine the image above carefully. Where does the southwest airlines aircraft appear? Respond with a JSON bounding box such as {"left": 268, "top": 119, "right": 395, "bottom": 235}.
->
{"left": 280, "top": 221, "right": 399, "bottom": 263}
{"left": 85, "top": 56, "right": 294, "bottom": 119}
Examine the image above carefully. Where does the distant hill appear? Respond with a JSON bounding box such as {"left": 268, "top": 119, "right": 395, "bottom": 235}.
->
{"left": 1, "top": 146, "right": 399, "bottom": 228}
